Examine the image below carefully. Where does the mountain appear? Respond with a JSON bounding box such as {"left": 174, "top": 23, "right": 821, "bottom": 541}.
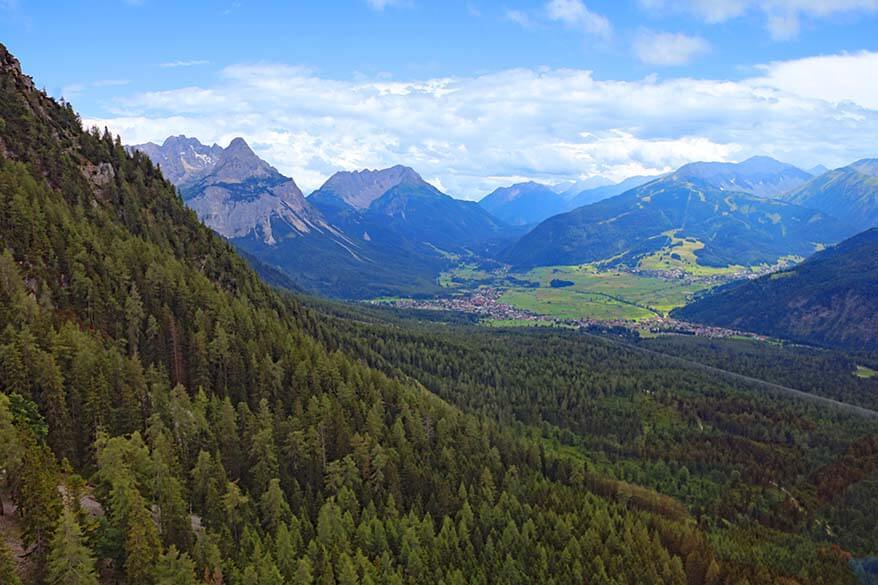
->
{"left": 479, "top": 181, "right": 569, "bottom": 225}
{"left": 176, "top": 138, "right": 338, "bottom": 245}
{"left": 675, "top": 229, "right": 878, "bottom": 350}
{"left": 133, "top": 136, "right": 332, "bottom": 245}
{"left": 129, "top": 135, "right": 223, "bottom": 184}
{"left": 808, "top": 164, "right": 830, "bottom": 176}
{"left": 2, "top": 42, "right": 703, "bottom": 584}
{"left": 504, "top": 174, "right": 850, "bottom": 269}
{"left": 310, "top": 166, "right": 509, "bottom": 254}
{"left": 553, "top": 176, "right": 614, "bottom": 198}
{"left": 567, "top": 174, "right": 658, "bottom": 209}
{"left": 1, "top": 42, "right": 874, "bottom": 585}
{"left": 783, "top": 159, "right": 878, "bottom": 233}
{"left": 673, "top": 156, "right": 813, "bottom": 198}
{"left": 307, "top": 164, "right": 422, "bottom": 210}
{"left": 136, "top": 136, "right": 510, "bottom": 297}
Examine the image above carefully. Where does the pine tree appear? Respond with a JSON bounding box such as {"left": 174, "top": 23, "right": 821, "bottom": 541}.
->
{"left": 260, "top": 478, "right": 290, "bottom": 534}
{"left": 0, "top": 392, "right": 23, "bottom": 515}
{"left": 256, "top": 551, "right": 284, "bottom": 585}
{"left": 293, "top": 558, "right": 314, "bottom": 585}
{"left": 45, "top": 508, "right": 99, "bottom": 585}
{"left": 15, "top": 438, "right": 61, "bottom": 560}
{"left": 124, "top": 491, "right": 161, "bottom": 585}
{"left": 154, "top": 545, "right": 197, "bottom": 585}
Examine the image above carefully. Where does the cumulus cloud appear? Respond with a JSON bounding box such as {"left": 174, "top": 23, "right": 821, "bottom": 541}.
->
{"left": 642, "top": 0, "right": 878, "bottom": 39}
{"left": 85, "top": 51, "right": 878, "bottom": 198}
{"left": 754, "top": 50, "right": 878, "bottom": 109}
{"left": 633, "top": 31, "right": 710, "bottom": 66}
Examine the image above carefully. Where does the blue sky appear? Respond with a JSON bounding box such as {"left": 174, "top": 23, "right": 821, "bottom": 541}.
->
{"left": 3, "top": 0, "right": 878, "bottom": 197}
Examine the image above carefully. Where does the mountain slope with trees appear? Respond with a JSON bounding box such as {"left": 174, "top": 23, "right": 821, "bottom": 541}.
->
{"left": 0, "top": 42, "right": 785, "bottom": 585}
{"left": 504, "top": 174, "right": 851, "bottom": 269}
{"left": 783, "top": 159, "right": 878, "bottom": 233}
{"left": 675, "top": 228, "right": 878, "bottom": 350}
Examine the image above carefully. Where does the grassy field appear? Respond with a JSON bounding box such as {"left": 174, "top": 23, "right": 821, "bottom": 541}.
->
{"left": 637, "top": 230, "right": 745, "bottom": 276}
{"left": 439, "top": 261, "right": 713, "bottom": 322}
{"left": 499, "top": 264, "right": 707, "bottom": 320}
{"left": 438, "top": 263, "right": 494, "bottom": 287}
{"left": 500, "top": 287, "right": 657, "bottom": 321}
{"left": 855, "top": 365, "right": 878, "bottom": 379}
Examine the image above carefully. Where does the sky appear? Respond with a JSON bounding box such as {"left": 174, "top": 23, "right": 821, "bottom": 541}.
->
{"left": 2, "top": 0, "right": 878, "bottom": 198}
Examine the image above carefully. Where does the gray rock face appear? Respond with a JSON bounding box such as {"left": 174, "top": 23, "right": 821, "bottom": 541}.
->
{"left": 132, "top": 136, "right": 333, "bottom": 245}
{"left": 314, "top": 165, "right": 424, "bottom": 210}
{"left": 130, "top": 135, "right": 223, "bottom": 185}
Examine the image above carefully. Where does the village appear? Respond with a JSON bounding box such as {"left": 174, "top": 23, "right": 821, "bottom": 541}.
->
{"left": 372, "top": 286, "right": 757, "bottom": 340}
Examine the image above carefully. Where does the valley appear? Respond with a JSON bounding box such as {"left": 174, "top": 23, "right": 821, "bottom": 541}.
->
{"left": 3, "top": 12, "right": 878, "bottom": 583}
{"left": 373, "top": 250, "right": 794, "bottom": 337}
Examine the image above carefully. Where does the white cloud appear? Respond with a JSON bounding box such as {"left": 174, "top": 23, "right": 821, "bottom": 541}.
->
{"left": 506, "top": 9, "right": 534, "bottom": 27}
{"left": 546, "top": 0, "right": 611, "bottom": 37}
{"left": 85, "top": 51, "right": 878, "bottom": 198}
{"left": 159, "top": 59, "right": 209, "bottom": 68}
{"left": 753, "top": 50, "right": 878, "bottom": 109}
{"left": 633, "top": 30, "right": 710, "bottom": 65}
{"left": 643, "top": 0, "right": 878, "bottom": 39}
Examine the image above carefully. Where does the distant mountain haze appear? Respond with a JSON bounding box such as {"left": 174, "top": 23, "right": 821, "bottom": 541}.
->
{"left": 504, "top": 174, "right": 852, "bottom": 269}
{"left": 553, "top": 176, "right": 614, "bottom": 199}
{"left": 671, "top": 156, "right": 812, "bottom": 198}
{"left": 479, "top": 182, "right": 569, "bottom": 226}
{"left": 784, "top": 158, "right": 878, "bottom": 233}
{"left": 131, "top": 138, "right": 872, "bottom": 298}
{"left": 567, "top": 174, "right": 660, "bottom": 209}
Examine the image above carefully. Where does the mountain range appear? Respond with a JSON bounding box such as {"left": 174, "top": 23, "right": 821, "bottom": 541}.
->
{"left": 676, "top": 228, "right": 878, "bottom": 350}
{"left": 6, "top": 41, "right": 877, "bottom": 584}
{"left": 134, "top": 134, "right": 878, "bottom": 296}
{"left": 479, "top": 175, "right": 660, "bottom": 227}
{"left": 132, "top": 138, "right": 511, "bottom": 297}
{"left": 504, "top": 166, "right": 851, "bottom": 269}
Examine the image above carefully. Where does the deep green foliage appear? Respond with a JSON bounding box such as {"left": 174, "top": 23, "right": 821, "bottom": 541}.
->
{"left": 0, "top": 42, "right": 873, "bottom": 585}
{"left": 676, "top": 228, "right": 878, "bottom": 350}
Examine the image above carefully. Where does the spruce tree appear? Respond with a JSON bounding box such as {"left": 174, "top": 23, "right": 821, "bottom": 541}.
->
{"left": 45, "top": 508, "right": 99, "bottom": 585}
{"left": 154, "top": 545, "right": 197, "bottom": 585}
{"left": 124, "top": 491, "right": 161, "bottom": 585}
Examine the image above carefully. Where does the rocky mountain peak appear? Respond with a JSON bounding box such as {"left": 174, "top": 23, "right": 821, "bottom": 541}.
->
{"left": 316, "top": 165, "right": 427, "bottom": 210}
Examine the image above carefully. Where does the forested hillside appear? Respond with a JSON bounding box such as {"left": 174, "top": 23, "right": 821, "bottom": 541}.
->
{"left": 0, "top": 42, "right": 780, "bottom": 585}
{"left": 0, "top": 42, "right": 876, "bottom": 585}
{"left": 676, "top": 229, "right": 878, "bottom": 351}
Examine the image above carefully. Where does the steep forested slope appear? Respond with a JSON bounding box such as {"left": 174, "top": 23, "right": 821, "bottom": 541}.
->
{"left": 0, "top": 42, "right": 875, "bottom": 585}
{"left": 676, "top": 228, "right": 878, "bottom": 350}
{"left": 0, "top": 43, "right": 788, "bottom": 585}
